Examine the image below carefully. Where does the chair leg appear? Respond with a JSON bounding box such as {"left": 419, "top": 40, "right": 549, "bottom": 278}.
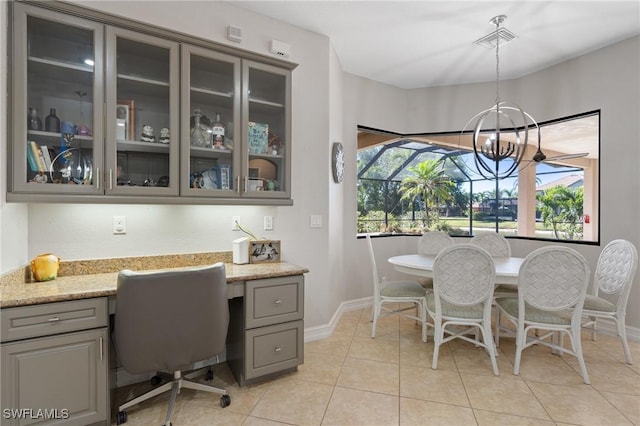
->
{"left": 480, "top": 323, "right": 499, "bottom": 376}
{"left": 589, "top": 316, "right": 597, "bottom": 341}
{"left": 420, "top": 302, "right": 428, "bottom": 343}
{"left": 431, "top": 320, "right": 442, "bottom": 370}
{"left": 571, "top": 327, "right": 590, "bottom": 384}
{"left": 371, "top": 303, "right": 379, "bottom": 338}
{"left": 615, "top": 317, "right": 633, "bottom": 365}
{"left": 513, "top": 324, "right": 525, "bottom": 376}
{"left": 163, "top": 379, "right": 180, "bottom": 426}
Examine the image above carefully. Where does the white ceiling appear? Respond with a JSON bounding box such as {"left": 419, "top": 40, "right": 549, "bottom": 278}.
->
{"left": 231, "top": 0, "right": 640, "bottom": 90}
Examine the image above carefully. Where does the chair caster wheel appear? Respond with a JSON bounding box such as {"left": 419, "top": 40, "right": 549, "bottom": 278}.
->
{"left": 150, "top": 375, "right": 162, "bottom": 386}
{"left": 116, "top": 410, "right": 127, "bottom": 424}
{"left": 205, "top": 369, "right": 214, "bottom": 381}
{"left": 220, "top": 394, "right": 231, "bottom": 408}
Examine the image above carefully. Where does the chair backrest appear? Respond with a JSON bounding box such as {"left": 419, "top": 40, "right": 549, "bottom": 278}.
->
{"left": 418, "top": 231, "right": 455, "bottom": 255}
{"left": 433, "top": 244, "right": 496, "bottom": 306}
{"left": 518, "top": 246, "right": 590, "bottom": 312}
{"left": 114, "top": 262, "right": 229, "bottom": 374}
{"left": 470, "top": 233, "right": 511, "bottom": 257}
{"left": 594, "top": 239, "right": 638, "bottom": 306}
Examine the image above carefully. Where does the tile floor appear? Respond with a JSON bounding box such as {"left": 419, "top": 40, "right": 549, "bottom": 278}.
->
{"left": 111, "top": 305, "right": 640, "bottom": 425}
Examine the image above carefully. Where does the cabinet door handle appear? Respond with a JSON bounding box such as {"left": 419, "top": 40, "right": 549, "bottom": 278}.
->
{"left": 109, "top": 169, "right": 113, "bottom": 190}
{"left": 95, "top": 167, "right": 100, "bottom": 189}
{"left": 274, "top": 299, "right": 282, "bottom": 304}
{"left": 100, "top": 336, "right": 104, "bottom": 361}
{"left": 236, "top": 176, "right": 240, "bottom": 194}
{"left": 244, "top": 176, "right": 248, "bottom": 193}
{"left": 48, "top": 317, "right": 60, "bottom": 322}
{"left": 274, "top": 346, "right": 282, "bottom": 352}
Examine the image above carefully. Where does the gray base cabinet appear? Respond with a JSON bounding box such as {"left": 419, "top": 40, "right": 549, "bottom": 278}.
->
{"left": 1, "top": 299, "right": 109, "bottom": 425}
{"left": 227, "top": 275, "right": 304, "bottom": 386}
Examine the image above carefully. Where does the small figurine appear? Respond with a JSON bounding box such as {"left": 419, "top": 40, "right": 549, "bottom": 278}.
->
{"left": 159, "top": 128, "right": 170, "bottom": 144}
{"left": 32, "top": 171, "right": 48, "bottom": 183}
{"left": 140, "top": 125, "right": 155, "bottom": 143}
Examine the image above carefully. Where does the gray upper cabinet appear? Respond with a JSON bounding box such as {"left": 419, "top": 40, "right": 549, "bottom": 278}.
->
{"left": 181, "top": 45, "right": 241, "bottom": 198}
{"left": 105, "top": 27, "right": 180, "bottom": 196}
{"left": 7, "top": 1, "right": 295, "bottom": 205}
{"left": 10, "top": 3, "right": 105, "bottom": 196}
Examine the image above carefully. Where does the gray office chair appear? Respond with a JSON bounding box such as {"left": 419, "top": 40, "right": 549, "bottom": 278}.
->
{"left": 113, "top": 262, "right": 231, "bottom": 425}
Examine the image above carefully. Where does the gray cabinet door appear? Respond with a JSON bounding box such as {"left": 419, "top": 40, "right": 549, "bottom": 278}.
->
{"left": 1, "top": 328, "right": 108, "bottom": 426}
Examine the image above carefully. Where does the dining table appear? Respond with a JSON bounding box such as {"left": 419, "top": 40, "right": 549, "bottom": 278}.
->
{"left": 388, "top": 254, "right": 525, "bottom": 285}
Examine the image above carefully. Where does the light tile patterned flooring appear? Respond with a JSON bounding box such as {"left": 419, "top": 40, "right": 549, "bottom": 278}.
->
{"left": 112, "top": 305, "right": 640, "bottom": 425}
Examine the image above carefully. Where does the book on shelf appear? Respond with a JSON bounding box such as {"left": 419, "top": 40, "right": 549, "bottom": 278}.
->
{"left": 40, "top": 145, "right": 53, "bottom": 171}
{"left": 29, "top": 140, "right": 46, "bottom": 172}
{"left": 26, "top": 141, "right": 39, "bottom": 172}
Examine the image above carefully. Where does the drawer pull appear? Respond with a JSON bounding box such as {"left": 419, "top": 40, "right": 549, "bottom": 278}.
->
{"left": 274, "top": 346, "right": 282, "bottom": 352}
{"left": 274, "top": 299, "right": 282, "bottom": 304}
{"left": 48, "top": 317, "right": 61, "bottom": 323}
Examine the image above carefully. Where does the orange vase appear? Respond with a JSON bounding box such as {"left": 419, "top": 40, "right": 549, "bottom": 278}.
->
{"left": 31, "top": 253, "right": 60, "bottom": 282}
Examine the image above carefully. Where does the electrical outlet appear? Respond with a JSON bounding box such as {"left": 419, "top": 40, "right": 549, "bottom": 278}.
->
{"left": 113, "top": 216, "right": 126, "bottom": 234}
{"left": 232, "top": 216, "right": 241, "bottom": 231}
{"left": 264, "top": 216, "right": 273, "bottom": 230}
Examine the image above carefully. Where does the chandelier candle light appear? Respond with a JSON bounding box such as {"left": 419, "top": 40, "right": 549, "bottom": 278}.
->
{"left": 463, "top": 15, "right": 538, "bottom": 181}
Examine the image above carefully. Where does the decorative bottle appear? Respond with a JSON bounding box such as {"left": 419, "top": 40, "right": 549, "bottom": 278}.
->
{"left": 45, "top": 108, "right": 61, "bottom": 133}
{"left": 28, "top": 107, "right": 42, "bottom": 131}
{"left": 190, "top": 108, "right": 208, "bottom": 147}
{"left": 211, "top": 112, "right": 225, "bottom": 149}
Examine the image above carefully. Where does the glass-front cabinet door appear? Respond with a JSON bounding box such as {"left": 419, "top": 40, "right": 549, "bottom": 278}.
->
{"left": 105, "top": 27, "right": 179, "bottom": 196}
{"left": 181, "top": 45, "right": 241, "bottom": 197}
{"left": 11, "top": 3, "right": 104, "bottom": 195}
{"left": 242, "top": 61, "right": 291, "bottom": 199}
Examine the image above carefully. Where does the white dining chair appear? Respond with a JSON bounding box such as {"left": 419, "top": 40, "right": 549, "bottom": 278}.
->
{"left": 416, "top": 231, "right": 455, "bottom": 291}
{"left": 366, "top": 234, "right": 428, "bottom": 342}
{"left": 582, "top": 239, "right": 638, "bottom": 364}
{"left": 470, "top": 233, "right": 517, "bottom": 298}
{"left": 495, "top": 246, "right": 591, "bottom": 384}
{"left": 428, "top": 244, "right": 499, "bottom": 375}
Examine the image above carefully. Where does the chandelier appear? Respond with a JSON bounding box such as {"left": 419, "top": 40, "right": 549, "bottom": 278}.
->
{"left": 462, "top": 15, "right": 538, "bottom": 180}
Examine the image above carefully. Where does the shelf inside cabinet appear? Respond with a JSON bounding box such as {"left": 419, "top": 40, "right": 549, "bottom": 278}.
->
{"left": 248, "top": 152, "right": 284, "bottom": 160}
{"left": 190, "top": 146, "right": 233, "bottom": 159}
{"left": 249, "top": 97, "right": 284, "bottom": 109}
{"left": 28, "top": 57, "right": 94, "bottom": 89}
{"left": 117, "top": 140, "right": 170, "bottom": 154}
{"left": 27, "top": 131, "right": 93, "bottom": 149}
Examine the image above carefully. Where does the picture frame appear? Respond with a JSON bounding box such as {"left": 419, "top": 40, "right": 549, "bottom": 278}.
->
{"left": 249, "top": 240, "right": 281, "bottom": 263}
{"left": 116, "top": 100, "right": 135, "bottom": 140}
{"left": 248, "top": 167, "right": 260, "bottom": 179}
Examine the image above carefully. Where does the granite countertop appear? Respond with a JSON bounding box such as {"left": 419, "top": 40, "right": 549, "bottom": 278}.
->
{"left": 0, "top": 252, "right": 308, "bottom": 308}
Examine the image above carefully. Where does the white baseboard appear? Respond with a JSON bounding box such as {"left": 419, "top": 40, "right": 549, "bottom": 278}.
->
{"left": 583, "top": 319, "right": 640, "bottom": 342}
{"left": 304, "top": 297, "right": 372, "bottom": 342}
{"left": 303, "top": 297, "right": 640, "bottom": 343}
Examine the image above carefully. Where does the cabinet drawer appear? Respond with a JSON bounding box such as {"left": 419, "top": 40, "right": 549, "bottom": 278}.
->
{"left": 1, "top": 298, "right": 108, "bottom": 342}
{"left": 245, "top": 320, "right": 303, "bottom": 380}
{"left": 245, "top": 275, "right": 304, "bottom": 328}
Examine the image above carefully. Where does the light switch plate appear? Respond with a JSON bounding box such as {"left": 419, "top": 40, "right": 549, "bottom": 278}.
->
{"left": 264, "top": 216, "right": 273, "bottom": 230}
{"left": 310, "top": 215, "right": 322, "bottom": 228}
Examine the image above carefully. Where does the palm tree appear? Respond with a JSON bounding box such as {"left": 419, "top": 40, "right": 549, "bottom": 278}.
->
{"left": 537, "top": 185, "right": 584, "bottom": 240}
{"left": 399, "top": 159, "right": 454, "bottom": 230}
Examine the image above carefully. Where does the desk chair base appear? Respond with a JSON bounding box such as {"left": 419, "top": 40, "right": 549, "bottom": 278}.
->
{"left": 116, "top": 369, "right": 230, "bottom": 425}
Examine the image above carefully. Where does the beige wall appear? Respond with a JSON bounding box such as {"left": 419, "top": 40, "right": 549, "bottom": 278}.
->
{"left": 342, "top": 36, "right": 640, "bottom": 331}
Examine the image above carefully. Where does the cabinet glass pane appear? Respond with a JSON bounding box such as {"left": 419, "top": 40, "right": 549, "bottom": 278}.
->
{"left": 247, "top": 68, "right": 286, "bottom": 193}
{"left": 115, "top": 37, "right": 172, "bottom": 187}
{"left": 187, "top": 54, "right": 236, "bottom": 192}
{"left": 26, "top": 15, "right": 96, "bottom": 186}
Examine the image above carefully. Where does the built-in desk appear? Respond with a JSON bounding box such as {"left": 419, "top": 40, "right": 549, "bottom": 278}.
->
{"left": 1, "top": 258, "right": 308, "bottom": 425}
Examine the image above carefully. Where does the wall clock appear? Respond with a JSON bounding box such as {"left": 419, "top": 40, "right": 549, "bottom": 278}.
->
{"left": 331, "top": 142, "right": 344, "bottom": 183}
